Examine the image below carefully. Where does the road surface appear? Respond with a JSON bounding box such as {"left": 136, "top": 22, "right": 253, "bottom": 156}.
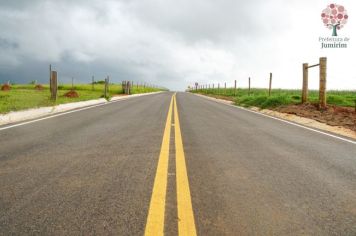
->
{"left": 0, "top": 92, "right": 355, "bottom": 235}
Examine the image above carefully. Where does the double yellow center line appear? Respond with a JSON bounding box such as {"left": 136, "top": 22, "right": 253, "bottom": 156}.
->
{"left": 145, "top": 94, "right": 197, "bottom": 236}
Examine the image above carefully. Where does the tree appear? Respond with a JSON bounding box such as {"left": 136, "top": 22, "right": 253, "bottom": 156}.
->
{"left": 321, "top": 4, "right": 348, "bottom": 36}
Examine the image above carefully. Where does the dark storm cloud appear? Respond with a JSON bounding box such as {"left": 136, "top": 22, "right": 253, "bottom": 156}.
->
{"left": 0, "top": 38, "right": 19, "bottom": 49}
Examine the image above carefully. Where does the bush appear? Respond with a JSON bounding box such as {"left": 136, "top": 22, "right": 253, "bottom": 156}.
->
{"left": 93, "top": 80, "right": 106, "bottom": 84}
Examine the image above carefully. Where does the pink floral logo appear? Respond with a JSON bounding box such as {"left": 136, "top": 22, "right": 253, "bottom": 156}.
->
{"left": 321, "top": 4, "right": 348, "bottom": 36}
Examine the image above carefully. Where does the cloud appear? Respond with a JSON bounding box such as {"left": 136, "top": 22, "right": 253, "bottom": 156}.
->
{"left": 0, "top": 0, "right": 355, "bottom": 90}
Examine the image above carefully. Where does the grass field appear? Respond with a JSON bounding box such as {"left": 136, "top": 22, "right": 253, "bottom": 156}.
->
{"left": 0, "top": 84, "right": 163, "bottom": 114}
{"left": 192, "top": 88, "right": 356, "bottom": 109}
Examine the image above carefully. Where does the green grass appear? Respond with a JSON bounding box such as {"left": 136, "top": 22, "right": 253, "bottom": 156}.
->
{"left": 191, "top": 88, "right": 356, "bottom": 108}
{"left": 0, "top": 84, "right": 164, "bottom": 114}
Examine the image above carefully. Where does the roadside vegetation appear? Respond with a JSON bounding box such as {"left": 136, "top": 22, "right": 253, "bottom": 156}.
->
{"left": 191, "top": 88, "right": 356, "bottom": 109}
{"left": 0, "top": 83, "right": 164, "bottom": 114}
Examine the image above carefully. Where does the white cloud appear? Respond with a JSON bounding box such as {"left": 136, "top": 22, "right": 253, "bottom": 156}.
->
{"left": 0, "top": 0, "right": 355, "bottom": 90}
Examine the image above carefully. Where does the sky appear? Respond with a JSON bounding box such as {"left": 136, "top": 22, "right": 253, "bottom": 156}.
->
{"left": 0, "top": 0, "right": 355, "bottom": 91}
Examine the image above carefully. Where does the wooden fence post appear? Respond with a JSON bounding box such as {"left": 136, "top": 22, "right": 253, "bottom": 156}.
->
{"left": 50, "top": 71, "right": 57, "bottom": 101}
{"left": 248, "top": 77, "right": 251, "bottom": 96}
{"left": 319, "top": 57, "right": 327, "bottom": 108}
{"left": 123, "top": 81, "right": 130, "bottom": 94}
{"left": 269, "top": 73, "right": 272, "bottom": 96}
{"left": 108, "top": 76, "right": 110, "bottom": 95}
{"left": 234, "top": 80, "right": 237, "bottom": 96}
{"left": 224, "top": 82, "right": 226, "bottom": 94}
{"left": 302, "top": 63, "right": 308, "bottom": 103}
{"left": 49, "top": 64, "right": 52, "bottom": 92}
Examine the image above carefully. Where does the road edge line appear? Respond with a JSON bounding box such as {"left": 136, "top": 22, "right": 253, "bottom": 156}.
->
{"left": 191, "top": 93, "right": 356, "bottom": 145}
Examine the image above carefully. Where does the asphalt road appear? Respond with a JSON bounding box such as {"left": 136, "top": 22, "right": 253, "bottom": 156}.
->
{"left": 0, "top": 92, "right": 355, "bottom": 235}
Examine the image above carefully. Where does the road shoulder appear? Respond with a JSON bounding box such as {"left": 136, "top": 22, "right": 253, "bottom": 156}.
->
{"left": 0, "top": 92, "right": 163, "bottom": 127}
{"left": 192, "top": 93, "right": 356, "bottom": 141}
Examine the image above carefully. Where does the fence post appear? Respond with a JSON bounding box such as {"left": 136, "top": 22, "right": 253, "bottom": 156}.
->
{"left": 127, "top": 81, "right": 131, "bottom": 95}
{"left": 224, "top": 82, "right": 226, "bottom": 94}
{"left": 49, "top": 64, "right": 52, "bottom": 92}
{"left": 302, "top": 63, "right": 308, "bottom": 103}
{"left": 319, "top": 57, "right": 327, "bottom": 108}
{"left": 248, "top": 77, "right": 251, "bottom": 96}
{"left": 50, "top": 71, "right": 57, "bottom": 101}
{"left": 269, "top": 72, "right": 272, "bottom": 96}
{"left": 108, "top": 76, "right": 110, "bottom": 95}
{"left": 218, "top": 83, "right": 220, "bottom": 94}
{"left": 234, "top": 80, "right": 237, "bottom": 96}
{"left": 123, "top": 81, "right": 127, "bottom": 94}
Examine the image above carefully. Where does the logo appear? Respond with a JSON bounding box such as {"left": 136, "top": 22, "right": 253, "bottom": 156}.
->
{"left": 319, "top": 3, "right": 350, "bottom": 49}
{"left": 321, "top": 4, "right": 348, "bottom": 36}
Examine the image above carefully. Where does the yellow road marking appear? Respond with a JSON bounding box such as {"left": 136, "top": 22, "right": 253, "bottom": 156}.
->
{"left": 145, "top": 94, "right": 196, "bottom": 236}
{"left": 145, "top": 95, "right": 174, "bottom": 236}
{"left": 173, "top": 94, "right": 197, "bottom": 236}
